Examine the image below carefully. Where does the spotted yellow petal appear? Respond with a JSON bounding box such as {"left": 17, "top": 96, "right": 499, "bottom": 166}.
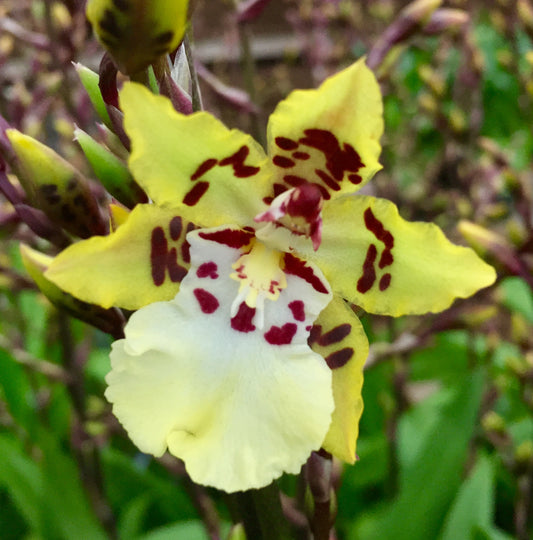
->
{"left": 45, "top": 204, "right": 196, "bottom": 310}
{"left": 87, "top": 0, "right": 189, "bottom": 74}
{"left": 265, "top": 58, "right": 383, "bottom": 204}
{"left": 300, "top": 195, "right": 497, "bottom": 316}
{"left": 120, "top": 83, "right": 270, "bottom": 227}
{"left": 309, "top": 296, "right": 368, "bottom": 463}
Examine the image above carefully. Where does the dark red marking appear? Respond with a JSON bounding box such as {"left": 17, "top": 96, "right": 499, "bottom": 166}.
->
{"left": 219, "top": 146, "right": 260, "bottom": 178}
{"left": 197, "top": 262, "right": 218, "bottom": 279}
{"left": 308, "top": 324, "right": 322, "bottom": 345}
{"left": 318, "top": 324, "right": 351, "bottom": 346}
{"left": 299, "top": 128, "right": 363, "bottom": 182}
{"left": 348, "top": 173, "right": 362, "bottom": 184}
{"left": 264, "top": 323, "right": 297, "bottom": 345}
{"left": 273, "top": 183, "right": 288, "bottom": 197}
{"left": 193, "top": 288, "right": 219, "bottom": 314}
{"left": 286, "top": 183, "right": 322, "bottom": 220}
{"left": 315, "top": 169, "right": 341, "bottom": 191}
{"left": 273, "top": 155, "right": 295, "bottom": 168}
{"left": 191, "top": 158, "right": 218, "bottom": 180}
{"left": 357, "top": 244, "right": 377, "bottom": 293}
{"left": 312, "top": 182, "right": 331, "bottom": 200}
{"left": 283, "top": 253, "right": 329, "bottom": 294}
{"left": 183, "top": 181, "right": 209, "bottom": 206}
{"left": 284, "top": 175, "right": 307, "bottom": 187}
{"left": 364, "top": 207, "right": 394, "bottom": 268}
{"left": 379, "top": 273, "right": 392, "bottom": 291}
{"left": 199, "top": 228, "right": 254, "bottom": 249}
{"left": 288, "top": 300, "right": 305, "bottom": 321}
{"left": 181, "top": 223, "right": 195, "bottom": 264}
{"left": 275, "top": 136, "right": 299, "bottom": 150}
{"left": 150, "top": 227, "right": 188, "bottom": 286}
{"left": 231, "top": 302, "right": 256, "bottom": 333}
{"left": 293, "top": 151, "right": 310, "bottom": 160}
{"left": 325, "top": 348, "right": 354, "bottom": 369}
{"left": 169, "top": 216, "right": 182, "bottom": 240}
{"left": 263, "top": 196, "right": 274, "bottom": 205}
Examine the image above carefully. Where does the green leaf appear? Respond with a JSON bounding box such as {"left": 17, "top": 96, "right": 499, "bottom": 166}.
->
{"left": 0, "top": 434, "right": 45, "bottom": 536}
{"left": 352, "top": 371, "right": 485, "bottom": 540}
{"left": 39, "top": 432, "right": 108, "bottom": 540}
{"left": 499, "top": 277, "right": 533, "bottom": 324}
{"left": 138, "top": 520, "right": 214, "bottom": 540}
{"left": 439, "top": 454, "right": 495, "bottom": 540}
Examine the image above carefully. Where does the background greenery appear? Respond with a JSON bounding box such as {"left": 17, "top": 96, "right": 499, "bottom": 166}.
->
{"left": 0, "top": 1, "right": 532, "bottom": 538}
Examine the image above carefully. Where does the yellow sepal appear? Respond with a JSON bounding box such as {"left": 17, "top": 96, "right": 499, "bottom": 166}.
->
{"left": 45, "top": 204, "right": 196, "bottom": 310}
{"left": 300, "top": 195, "right": 497, "bottom": 316}
{"left": 310, "top": 296, "right": 368, "bottom": 463}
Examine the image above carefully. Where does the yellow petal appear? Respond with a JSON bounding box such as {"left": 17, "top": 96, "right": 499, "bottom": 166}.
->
{"left": 86, "top": 0, "right": 189, "bottom": 74}
{"left": 300, "top": 195, "right": 497, "bottom": 316}
{"left": 265, "top": 58, "right": 383, "bottom": 203}
{"left": 310, "top": 296, "right": 368, "bottom": 463}
{"left": 121, "top": 83, "right": 270, "bottom": 227}
{"left": 46, "top": 204, "right": 196, "bottom": 310}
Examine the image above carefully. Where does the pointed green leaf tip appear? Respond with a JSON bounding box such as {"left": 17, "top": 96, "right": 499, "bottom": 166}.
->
{"left": 86, "top": 0, "right": 190, "bottom": 75}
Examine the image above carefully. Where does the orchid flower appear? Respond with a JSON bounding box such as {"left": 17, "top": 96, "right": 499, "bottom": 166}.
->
{"left": 45, "top": 59, "right": 496, "bottom": 492}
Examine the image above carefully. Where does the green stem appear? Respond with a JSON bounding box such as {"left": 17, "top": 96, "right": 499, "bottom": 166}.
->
{"left": 228, "top": 483, "right": 290, "bottom": 540}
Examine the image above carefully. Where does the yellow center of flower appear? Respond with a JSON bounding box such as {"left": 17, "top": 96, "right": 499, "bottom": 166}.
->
{"left": 230, "top": 240, "right": 287, "bottom": 328}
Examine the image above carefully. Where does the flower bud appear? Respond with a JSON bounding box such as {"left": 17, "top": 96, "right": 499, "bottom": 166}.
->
{"left": 20, "top": 244, "right": 124, "bottom": 337}
{"left": 86, "top": 0, "right": 190, "bottom": 75}
{"left": 74, "top": 62, "right": 113, "bottom": 129}
{"left": 6, "top": 130, "right": 106, "bottom": 238}
{"left": 74, "top": 127, "right": 145, "bottom": 208}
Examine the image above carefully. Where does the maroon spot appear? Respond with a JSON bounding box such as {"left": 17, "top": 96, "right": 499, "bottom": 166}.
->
{"left": 306, "top": 325, "right": 312, "bottom": 331}
{"left": 219, "top": 146, "right": 260, "bottom": 178}
{"left": 315, "top": 169, "right": 341, "bottom": 191}
{"left": 308, "top": 324, "right": 322, "bottom": 345}
{"left": 193, "top": 288, "right": 219, "bottom": 314}
{"left": 275, "top": 136, "right": 299, "bottom": 150}
{"left": 273, "top": 183, "right": 288, "bottom": 196}
{"left": 284, "top": 175, "right": 307, "bottom": 187}
{"left": 364, "top": 207, "right": 394, "bottom": 268}
{"left": 283, "top": 253, "right": 329, "bottom": 294}
{"left": 264, "top": 322, "right": 297, "bottom": 345}
{"left": 199, "top": 228, "right": 254, "bottom": 248}
{"left": 288, "top": 300, "right": 305, "bottom": 321}
{"left": 293, "top": 151, "right": 310, "bottom": 160}
{"left": 169, "top": 216, "right": 182, "bottom": 240}
{"left": 348, "top": 173, "right": 362, "bottom": 184}
{"left": 231, "top": 302, "right": 256, "bottom": 332}
{"left": 183, "top": 181, "right": 209, "bottom": 206}
{"left": 150, "top": 227, "right": 188, "bottom": 286}
{"left": 325, "top": 348, "right": 354, "bottom": 369}
{"left": 181, "top": 223, "right": 195, "bottom": 264}
{"left": 191, "top": 158, "right": 218, "bottom": 180}
{"left": 318, "top": 324, "right": 351, "bottom": 346}
{"left": 299, "top": 129, "right": 363, "bottom": 182}
{"left": 379, "top": 273, "right": 392, "bottom": 291}
{"left": 197, "top": 261, "right": 218, "bottom": 279}
{"left": 263, "top": 196, "right": 274, "bottom": 204}
{"left": 357, "top": 244, "right": 377, "bottom": 293}
{"left": 273, "top": 155, "right": 295, "bottom": 168}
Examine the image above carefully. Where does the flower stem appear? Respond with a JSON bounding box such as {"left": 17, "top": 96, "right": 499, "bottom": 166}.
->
{"left": 228, "top": 482, "right": 290, "bottom": 540}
